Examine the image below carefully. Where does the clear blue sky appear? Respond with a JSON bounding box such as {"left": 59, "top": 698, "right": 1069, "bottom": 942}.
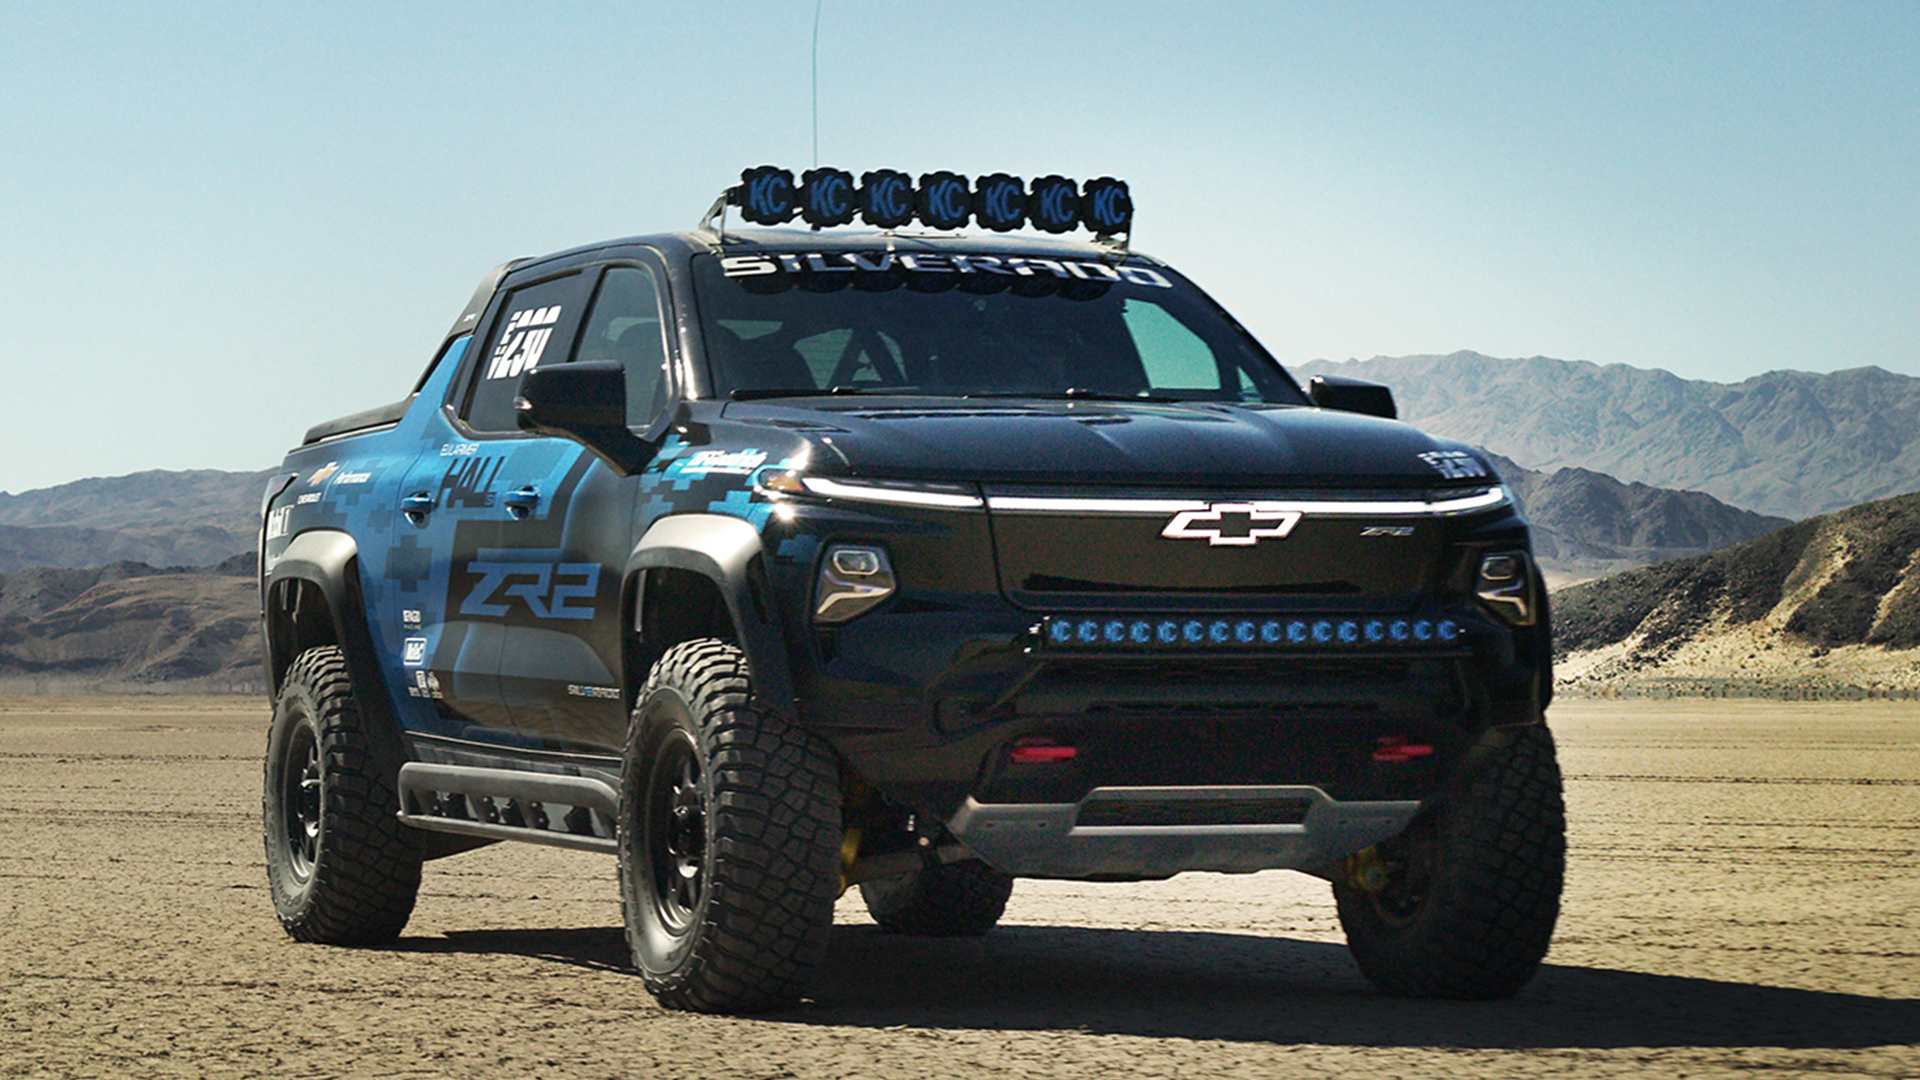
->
{"left": 4, "top": 1, "right": 1915, "bottom": 494}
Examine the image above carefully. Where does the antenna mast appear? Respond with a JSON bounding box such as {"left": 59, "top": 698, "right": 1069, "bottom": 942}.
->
{"left": 811, "top": 0, "right": 823, "bottom": 168}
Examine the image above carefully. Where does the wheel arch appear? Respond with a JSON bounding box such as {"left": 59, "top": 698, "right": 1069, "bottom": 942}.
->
{"left": 262, "top": 529, "right": 410, "bottom": 782}
{"left": 623, "top": 514, "right": 798, "bottom": 721}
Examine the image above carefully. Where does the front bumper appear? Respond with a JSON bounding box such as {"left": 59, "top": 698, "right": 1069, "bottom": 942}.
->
{"left": 948, "top": 785, "right": 1419, "bottom": 879}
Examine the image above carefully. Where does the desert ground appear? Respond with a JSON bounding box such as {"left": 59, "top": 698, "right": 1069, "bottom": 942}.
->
{"left": 1, "top": 696, "right": 1915, "bottom": 1079}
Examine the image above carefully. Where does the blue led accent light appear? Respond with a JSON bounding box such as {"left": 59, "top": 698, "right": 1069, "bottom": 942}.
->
{"left": 736, "top": 165, "right": 796, "bottom": 225}
{"left": 799, "top": 167, "right": 856, "bottom": 227}
{"left": 859, "top": 169, "right": 915, "bottom": 228}
{"left": 1081, "top": 177, "right": 1132, "bottom": 233}
{"left": 972, "top": 173, "right": 1027, "bottom": 232}
{"left": 1040, "top": 614, "right": 1469, "bottom": 652}
{"left": 917, "top": 171, "right": 972, "bottom": 230}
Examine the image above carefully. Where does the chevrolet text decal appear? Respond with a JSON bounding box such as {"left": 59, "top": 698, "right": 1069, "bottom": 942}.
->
{"left": 721, "top": 252, "right": 1172, "bottom": 288}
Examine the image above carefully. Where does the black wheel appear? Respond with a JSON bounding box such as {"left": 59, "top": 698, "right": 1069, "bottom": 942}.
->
{"left": 860, "top": 859, "right": 1013, "bottom": 936}
{"left": 1334, "top": 724, "right": 1566, "bottom": 999}
{"left": 619, "top": 639, "right": 841, "bottom": 1013}
{"left": 263, "top": 645, "right": 421, "bottom": 943}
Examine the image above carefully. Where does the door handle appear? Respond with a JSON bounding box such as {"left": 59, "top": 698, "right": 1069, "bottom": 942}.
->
{"left": 503, "top": 486, "right": 540, "bottom": 518}
{"left": 401, "top": 492, "right": 435, "bottom": 519}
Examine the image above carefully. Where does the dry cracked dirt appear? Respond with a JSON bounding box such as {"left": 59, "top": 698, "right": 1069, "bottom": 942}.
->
{"left": 2, "top": 696, "right": 1915, "bottom": 1079}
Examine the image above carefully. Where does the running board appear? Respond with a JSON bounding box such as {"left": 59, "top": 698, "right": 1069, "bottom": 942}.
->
{"left": 397, "top": 762, "right": 620, "bottom": 855}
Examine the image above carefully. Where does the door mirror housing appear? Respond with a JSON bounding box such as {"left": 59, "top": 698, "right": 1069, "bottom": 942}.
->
{"left": 1308, "top": 375, "right": 1397, "bottom": 420}
{"left": 514, "top": 361, "right": 656, "bottom": 475}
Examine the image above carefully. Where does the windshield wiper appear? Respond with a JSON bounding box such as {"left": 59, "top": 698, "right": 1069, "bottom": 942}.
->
{"left": 964, "top": 388, "right": 1182, "bottom": 403}
{"left": 730, "top": 385, "right": 877, "bottom": 401}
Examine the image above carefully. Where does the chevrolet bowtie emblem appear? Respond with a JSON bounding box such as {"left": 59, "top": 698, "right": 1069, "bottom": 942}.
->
{"left": 1161, "top": 503, "right": 1303, "bottom": 546}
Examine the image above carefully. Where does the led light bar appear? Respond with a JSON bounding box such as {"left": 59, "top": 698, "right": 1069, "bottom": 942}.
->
{"left": 723, "top": 167, "right": 1131, "bottom": 236}
{"left": 1042, "top": 614, "right": 1465, "bottom": 650}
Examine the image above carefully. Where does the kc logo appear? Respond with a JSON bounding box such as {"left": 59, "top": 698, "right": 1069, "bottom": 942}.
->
{"left": 1161, "top": 503, "right": 1304, "bottom": 547}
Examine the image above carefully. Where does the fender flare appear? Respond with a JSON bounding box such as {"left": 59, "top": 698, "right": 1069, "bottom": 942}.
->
{"left": 626, "top": 514, "right": 798, "bottom": 720}
{"left": 264, "top": 530, "right": 409, "bottom": 777}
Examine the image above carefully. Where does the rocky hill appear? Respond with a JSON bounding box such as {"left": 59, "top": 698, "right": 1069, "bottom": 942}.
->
{"left": 1485, "top": 453, "right": 1790, "bottom": 586}
{"left": 0, "top": 556, "right": 261, "bottom": 694}
{"left": 1554, "top": 490, "right": 1920, "bottom": 696}
{"left": 0, "top": 469, "right": 274, "bottom": 573}
{"left": 1294, "top": 354, "right": 1920, "bottom": 519}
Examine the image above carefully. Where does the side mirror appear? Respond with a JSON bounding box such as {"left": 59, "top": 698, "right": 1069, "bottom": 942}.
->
{"left": 1308, "top": 375, "right": 1397, "bottom": 420}
{"left": 514, "top": 361, "right": 656, "bottom": 475}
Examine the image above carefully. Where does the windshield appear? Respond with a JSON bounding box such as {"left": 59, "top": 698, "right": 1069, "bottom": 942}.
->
{"left": 692, "top": 249, "right": 1307, "bottom": 404}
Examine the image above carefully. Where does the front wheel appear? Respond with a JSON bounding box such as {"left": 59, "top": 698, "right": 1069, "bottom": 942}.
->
{"left": 619, "top": 639, "right": 841, "bottom": 1013}
{"left": 1334, "top": 724, "right": 1566, "bottom": 999}
{"left": 262, "top": 645, "right": 421, "bottom": 943}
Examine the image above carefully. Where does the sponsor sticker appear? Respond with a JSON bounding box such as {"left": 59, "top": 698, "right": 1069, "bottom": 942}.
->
{"left": 401, "top": 609, "right": 423, "bottom": 630}
{"left": 265, "top": 506, "right": 293, "bottom": 540}
{"left": 485, "top": 305, "right": 564, "bottom": 380}
{"left": 721, "top": 251, "right": 1173, "bottom": 288}
{"left": 459, "top": 550, "right": 600, "bottom": 621}
{"left": 402, "top": 637, "right": 428, "bottom": 666}
{"left": 566, "top": 684, "right": 623, "bottom": 700}
{"left": 307, "top": 461, "right": 340, "bottom": 486}
{"left": 680, "top": 449, "right": 768, "bottom": 477}
{"left": 295, "top": 492, "right": 321, "bottom": 505}
{"left": 440, "top": 442, "right": 480, "bottom": 457}
{"left": 335, "top": 471, "right": 372, "bottom": 485}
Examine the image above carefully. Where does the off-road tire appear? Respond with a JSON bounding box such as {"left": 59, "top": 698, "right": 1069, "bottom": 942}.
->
{"left": 1334, "top": 724, "right": 1565, "bottom": 999}
{"left": 860, "top": 859, "right": 1013, "bottom": 936}
{"left": 263, "top": 645, "right": 422, "bottom": 943}
{"left": 619, "top": 639, "right": 841, "bottom": 1013}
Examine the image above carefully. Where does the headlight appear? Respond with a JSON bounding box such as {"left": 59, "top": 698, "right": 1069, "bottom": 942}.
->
{"left": 815, "top": 544, "right": 896, "bottom": 623}
{"left": 1476, "top": 551, "right": 1536, "bottom": 626}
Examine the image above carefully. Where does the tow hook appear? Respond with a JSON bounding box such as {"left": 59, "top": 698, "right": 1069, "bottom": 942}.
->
{"left": 1340, "top": 845, "right": 1389, "bottom": 894}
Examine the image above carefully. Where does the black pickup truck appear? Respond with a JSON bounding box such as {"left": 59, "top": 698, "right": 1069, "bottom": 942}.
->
{"left": 259, "top": 168, "right": 1563, "bottom": 1013}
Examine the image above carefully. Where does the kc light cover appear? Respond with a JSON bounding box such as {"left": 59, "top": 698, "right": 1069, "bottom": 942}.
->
{"left": 972, "top": 173, "right": 1027, "bottom": 232}
{"left": 1042, "top": 614, "right": 1464, "bottom": 651}
{"left": 1080, "top": 177, "right": 1133, "bottom": 234}
{"left": 798, "top": 167, "right": 856, "bottom": 227}
{"left": 734, "top": 165, "right": 798, "bottom": 225}
{"left": 917, "top": 171, "right": 972, "bottom": 230}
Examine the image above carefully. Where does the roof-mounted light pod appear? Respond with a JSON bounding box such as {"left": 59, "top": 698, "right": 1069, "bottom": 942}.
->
{"left": 859, "top": 169, "right": 915, "bottom": 228}
{"left": 1081, "top": 177, "right": 1133, "bottom": 235}
{"left": 972, "top": 173, "right": 1027, "bottom": 232}
{"left": 917, "top": 171, "right": 972, "bottom": 231}
{"left": 734, "top": 165, "right": 797, "bottom": 225}
{"left": 798, "top": 167, "right": 857, "bottom": 227}
{"left": 1027, "top": 175, "right": 1080, "bottom": 233}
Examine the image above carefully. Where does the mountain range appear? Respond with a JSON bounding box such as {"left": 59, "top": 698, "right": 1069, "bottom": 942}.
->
{"left": 0, "top": 469, "right": 274, "bottom": 574}
{"left": 1293, "top": 354, "right": 1920, "bottom": 519}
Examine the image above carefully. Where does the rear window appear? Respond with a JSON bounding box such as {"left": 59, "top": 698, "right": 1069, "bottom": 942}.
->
{"left": 692, "top": 250, "right": 1304, "bottom": 403}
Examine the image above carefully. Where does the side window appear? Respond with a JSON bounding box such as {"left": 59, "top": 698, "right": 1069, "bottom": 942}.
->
{"left": 1122, "top": 298, "right": 1248, "bottom": 398}
{"left": 575, "top": 265, "right": 669, "bottom": 426}
{"left": 461, "top": 272, "right": 591, "bottom": 432}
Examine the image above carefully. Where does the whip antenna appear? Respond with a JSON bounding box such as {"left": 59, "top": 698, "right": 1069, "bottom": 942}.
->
{"left": 811, "top": 0, "right": 824, "bottom": 168}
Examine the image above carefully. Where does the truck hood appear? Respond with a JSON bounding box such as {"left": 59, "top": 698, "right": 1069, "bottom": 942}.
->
{"left": 724, "top": 397, "right": 1486, "bottom": 489}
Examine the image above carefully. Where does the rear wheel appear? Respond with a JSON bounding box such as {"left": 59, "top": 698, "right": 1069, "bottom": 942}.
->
{"left": 619, "top": 639, "right": 841, "bottom": 1013}
{"left": 1334, "top": 724, "right": 1565, "bottom": 999}
{"left": 861, "top": 859, "right": 1014, "bottom": 937}
{"left": 262, "top": 645, "right": 421, "bottom": 943}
